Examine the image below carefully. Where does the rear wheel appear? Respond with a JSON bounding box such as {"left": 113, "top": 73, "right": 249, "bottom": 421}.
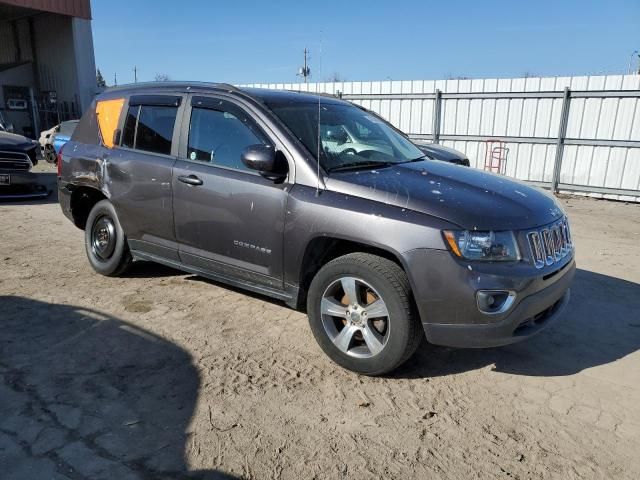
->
{"left": 84, "top": 200, "right": 132, "bottom": 276}
{"left": 307, "top": 253, "right": 423, "bottom": 375}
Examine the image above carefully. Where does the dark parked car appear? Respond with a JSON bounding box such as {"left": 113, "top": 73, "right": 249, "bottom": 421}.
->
{"left": 0, "top": 130, "right": 48, "bottom": 200}
{"left": 58, "top": 83, "right": 575, "bottom": 375}
{"left": 414, "top": 141, "right": 470, "bottom": 166}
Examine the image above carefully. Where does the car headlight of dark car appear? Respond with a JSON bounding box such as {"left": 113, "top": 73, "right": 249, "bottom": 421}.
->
{"left": 443, "top": 230, "right": 520, "bottom": 261}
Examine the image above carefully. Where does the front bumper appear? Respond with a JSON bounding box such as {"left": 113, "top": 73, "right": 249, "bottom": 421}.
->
{"left": 403, "top": 248, "right": 575, "bottom": 348}
{"left": 0, "top": 170, "right": 50, "bottom": 200}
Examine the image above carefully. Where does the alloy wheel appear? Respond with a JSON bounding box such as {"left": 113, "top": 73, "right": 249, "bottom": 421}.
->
{"left": 320, "top": 276, "right": 390, "bottom": 358}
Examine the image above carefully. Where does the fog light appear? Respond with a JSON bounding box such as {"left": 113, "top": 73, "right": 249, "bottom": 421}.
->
{"left": 477, "top": 290, "right": 516, "bottom": 314}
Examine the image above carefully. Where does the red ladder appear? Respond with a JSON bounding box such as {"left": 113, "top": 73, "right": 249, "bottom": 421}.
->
{"left": 483, "top": 140, "right": 509, "bottom": 174}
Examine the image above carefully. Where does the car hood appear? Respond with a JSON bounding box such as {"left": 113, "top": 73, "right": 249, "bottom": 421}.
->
{"left": 0, "top": 131, "right": 35, "bottom": 149}
{"left": 325, "top": 160, "right": 564, "bottom": 230}
{"left": 415, "top": 142, "right": 466, "bottom": 161}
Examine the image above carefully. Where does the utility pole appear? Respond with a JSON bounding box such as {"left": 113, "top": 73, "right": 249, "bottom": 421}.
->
{"left": 133, "top": 66, "right": 138, "bottom": 83}
{"left": 114, "top": 72, "right": 117, "bottom": 86}
{"left": 297, "top": 48, "right": 311, "bottom": 83}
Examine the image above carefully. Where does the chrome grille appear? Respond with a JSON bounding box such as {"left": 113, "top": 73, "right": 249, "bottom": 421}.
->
{"left": 527, "top": 217, "right": 573, "bottom": 269}
{"left": 0, "top": 151, "right": 32, "bottom": 171}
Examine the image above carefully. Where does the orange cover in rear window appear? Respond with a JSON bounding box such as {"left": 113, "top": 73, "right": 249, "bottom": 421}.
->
{"left": 96, "top": 98, "right": 125, "bottom": 148}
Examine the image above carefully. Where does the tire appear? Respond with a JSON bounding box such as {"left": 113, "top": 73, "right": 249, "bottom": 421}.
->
{"left": 45, "top": 146, "right": 57, "bottom": 164}
{"left": 307, "top": 253, "right": 423, "bottom": 375}
{"left": 84, "top": 199, "right": 132, "bottom": 276}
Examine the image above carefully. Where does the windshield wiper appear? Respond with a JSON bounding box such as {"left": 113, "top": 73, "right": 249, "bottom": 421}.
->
{"left": 402, "top": 155, "right": 428, "bottom": 163}
{"left": 327, "top": 161, "right": 395, "bottom": 172}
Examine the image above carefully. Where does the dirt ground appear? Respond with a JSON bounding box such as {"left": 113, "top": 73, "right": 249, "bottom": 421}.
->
{"left": 1, "top": 164, "right": 639, "bottom": 480}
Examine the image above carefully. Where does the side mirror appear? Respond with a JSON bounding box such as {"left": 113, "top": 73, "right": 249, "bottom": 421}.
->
{"left": 112, "top": 128, "right": 121, "bottom": 146}
{"left": 241, "top": 144, "right": 286, "bottom": 180}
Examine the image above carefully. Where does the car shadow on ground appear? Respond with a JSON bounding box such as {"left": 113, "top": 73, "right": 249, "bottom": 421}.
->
{"left": 394, "top": 268, "right": 640, "bottom": 379}
{"left": 0, "top": 296, "right": 240, "bottom": 480}
{"left": 122, "top": 261, "right": 185, "bottom": 279}
{"left": 180, "top": 267, "right": 640, "bottom": 380}
{"left": 185, "top": 274, "right": 292, "bottom": 307}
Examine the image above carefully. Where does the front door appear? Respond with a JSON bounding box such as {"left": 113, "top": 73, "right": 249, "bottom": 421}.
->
{"left": 172, "top": 96, "right": 289, "bottom": 289}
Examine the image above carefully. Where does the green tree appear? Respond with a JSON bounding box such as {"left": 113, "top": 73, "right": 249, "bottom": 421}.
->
{"left": 96, "top": 69, "right": 107, "bottom": 88}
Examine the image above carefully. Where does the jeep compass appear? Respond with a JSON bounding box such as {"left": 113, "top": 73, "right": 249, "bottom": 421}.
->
{"left": 58, "top": 82, "right": 575, "bottom": 375}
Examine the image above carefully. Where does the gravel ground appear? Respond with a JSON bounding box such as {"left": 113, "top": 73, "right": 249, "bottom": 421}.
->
{"left": 1, "top": 164, "right": 639, "bottom": 479}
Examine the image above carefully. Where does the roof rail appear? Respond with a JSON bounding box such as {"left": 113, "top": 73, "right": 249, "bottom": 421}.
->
{"left": 213, "top": 83, "right": 242, "bottom": 93}
{"left": 105, "top": 81, "right": 244, "bottom": 94}
{"left": 102, "top": 82, "right": 349, "bottom": 107}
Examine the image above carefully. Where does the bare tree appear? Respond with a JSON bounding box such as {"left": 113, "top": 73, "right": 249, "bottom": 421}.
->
{"left": 154, "top": 73, "right": 171, "bottom": 82}
{"left": 326, "top": 72, "right": 345, "bottom": 82}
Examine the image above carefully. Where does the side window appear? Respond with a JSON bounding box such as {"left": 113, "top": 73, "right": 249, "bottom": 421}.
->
{"left": 136, "top": 105, "right": 177, "bottom": 155}
{"left": 187, "top": 106, "right": 266, "bottom": 171}
{"left": 121, "top": 104, "right": 178, "bottom": 155}
{"left": 121, "top": 105, "right": 138, "bottom": 148}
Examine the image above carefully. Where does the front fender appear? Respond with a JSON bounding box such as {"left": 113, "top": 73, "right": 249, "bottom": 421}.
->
{"left": 283, "top": 185, "right": 459, "bottom": 287}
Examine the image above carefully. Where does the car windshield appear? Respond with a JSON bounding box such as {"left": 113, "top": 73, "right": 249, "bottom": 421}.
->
{"left": 265, "top": 101, "right": 424, "bottom": 172}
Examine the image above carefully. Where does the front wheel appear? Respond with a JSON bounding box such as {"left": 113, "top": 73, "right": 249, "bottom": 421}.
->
{"left": 307, "top": 253, "right": 423, "bottom": 375}
{"left": 45, "top": 145, "right": 57, "bottom": 164}
{"left": 84, "top": 200, "right": 132, "bottom": 276}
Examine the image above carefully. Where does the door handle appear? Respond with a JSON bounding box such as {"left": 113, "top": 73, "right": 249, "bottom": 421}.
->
{"left": 178, "top": 174, "right": 203, "bottom": 186}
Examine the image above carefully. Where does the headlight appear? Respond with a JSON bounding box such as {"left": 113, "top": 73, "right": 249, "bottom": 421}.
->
{"left": 443, "top": 230, "right": 520, "bottom": 261}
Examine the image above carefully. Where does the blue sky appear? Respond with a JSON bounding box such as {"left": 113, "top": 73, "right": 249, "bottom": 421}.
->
{"left": 92, "top": 0, "right": 639, "bottom": 85}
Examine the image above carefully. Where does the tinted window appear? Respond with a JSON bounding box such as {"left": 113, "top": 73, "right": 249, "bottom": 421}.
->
{"left": 121, "top": 104, "right": 178, "bottom": 155}
{"left": 136, "top": 105, "right": 177, "bottom": 155}
{"left": 188, "top": 107, "right": 265, "bottom": 171}
{"left": 121, "top": 105, "right": 138, "bottom": 148}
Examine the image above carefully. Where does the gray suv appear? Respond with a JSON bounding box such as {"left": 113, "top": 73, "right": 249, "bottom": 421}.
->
{"left": 58, "top": 83, "right": 575, "bottom": 375}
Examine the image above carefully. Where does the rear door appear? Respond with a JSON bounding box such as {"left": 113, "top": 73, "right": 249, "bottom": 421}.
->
{"left": 172, "top": 95, "right": 290, "bottom": 289}
{"left": 108, "top": 94, "right": 184, "bottom": 260}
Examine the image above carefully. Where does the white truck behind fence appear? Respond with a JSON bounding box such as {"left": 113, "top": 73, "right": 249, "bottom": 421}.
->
{"left": 244, "top": 74, "right": 640, "bottom": 202}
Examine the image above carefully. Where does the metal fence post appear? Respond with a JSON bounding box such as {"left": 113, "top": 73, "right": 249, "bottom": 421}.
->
{"left": 432, "top": 89, "right": 442, "bottom": 144}
{"left": 551, "top": 87, "right": 571, "bottom": 193}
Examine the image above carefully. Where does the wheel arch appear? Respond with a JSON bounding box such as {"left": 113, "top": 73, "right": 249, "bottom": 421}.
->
{"left": 70, "top": 186, "right": 108, "bottom": 230}
{"left": 294, "top": 235, "right": 413, "bottom": 311}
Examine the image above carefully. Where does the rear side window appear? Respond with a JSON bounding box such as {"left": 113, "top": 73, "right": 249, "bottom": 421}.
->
{"left": 121, "top": 104, "right": 178, "bottom": 155}
{"left": 121, "top": 106, "right": 137, "bottom": 148}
